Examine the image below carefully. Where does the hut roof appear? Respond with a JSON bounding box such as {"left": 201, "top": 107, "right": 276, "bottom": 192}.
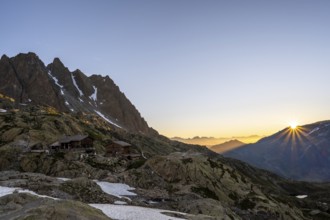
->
{"left": 58, "top": 135, "right": 89, "bottom": 143}
{"left": 50, "top": 141, "right": 60, "bottom": 147}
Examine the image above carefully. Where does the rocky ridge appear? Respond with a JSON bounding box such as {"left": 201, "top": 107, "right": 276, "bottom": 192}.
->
{"left": 223, "top": 121, "right": 330, "bottom": 182}
{"left": 0, "top": 52, "right": 153, "bottom": 135}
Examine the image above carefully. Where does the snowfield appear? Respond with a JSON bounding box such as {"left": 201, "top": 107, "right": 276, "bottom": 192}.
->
{"left": 94, "top": 181, "right": 137, "bottom": 199}
{"left": 0, "top": 181, "right": 191, "bottom": 220}
{"left": 56, "top": 178, "right": 136, "bottom": 199}
{"left": 89, "top": 204, "right": 186, "bottom": 220}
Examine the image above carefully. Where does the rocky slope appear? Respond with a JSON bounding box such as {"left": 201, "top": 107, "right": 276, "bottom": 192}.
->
{"left": 0, "top": 52, "right": 153, "bottom": 134}
{"left": 223, "top": 121, "right": 330, "bottom": 182}
{"left": 0, "top": 106, "right": 329, "bottom": 219}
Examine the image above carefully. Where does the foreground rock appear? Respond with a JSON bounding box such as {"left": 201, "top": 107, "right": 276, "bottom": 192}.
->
{"left": 0, "top": 193, "right": 111, "bottom": 220}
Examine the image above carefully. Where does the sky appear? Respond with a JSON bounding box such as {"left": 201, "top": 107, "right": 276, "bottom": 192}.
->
{"left": 1, "top": 0, "right": 330, "bottom": 139}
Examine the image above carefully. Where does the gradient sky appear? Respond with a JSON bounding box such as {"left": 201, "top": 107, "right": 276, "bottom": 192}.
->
{"left": 1, "top": 0, "right": 330, "bottom": 138}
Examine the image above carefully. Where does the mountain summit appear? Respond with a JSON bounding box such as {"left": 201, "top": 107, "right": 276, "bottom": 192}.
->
{"left": 0, "top": 52, "right": 154, "bottom": 135}
{"left": 223, "top": 120, "right": 330, "bottom": 181}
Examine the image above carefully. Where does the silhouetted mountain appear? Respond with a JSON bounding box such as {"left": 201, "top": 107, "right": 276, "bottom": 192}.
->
{"left": 172, "top": 135, "right": 262, "bottom": 146}
{"left": 0, "top": 52, "right": 155, "bottom": 135}
{"left": 211, "top": 139, "right": 245, "bottom": 153}
{"left": 224, "top": 121, "right": 330, "bottom": 182}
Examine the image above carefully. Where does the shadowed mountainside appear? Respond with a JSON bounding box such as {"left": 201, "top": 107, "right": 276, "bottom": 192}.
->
{"left": 224, "top": 121, "right": 330, "bottom": 182}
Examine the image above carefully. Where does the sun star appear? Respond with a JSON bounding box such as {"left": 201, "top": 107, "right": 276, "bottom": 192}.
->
{"left": 290, "top": 122, "right": 298, "bottom": 130}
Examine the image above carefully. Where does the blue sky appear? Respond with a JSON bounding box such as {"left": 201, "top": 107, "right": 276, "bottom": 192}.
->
{"left": 1, "top": 0, "right": 330, "bottom": 138}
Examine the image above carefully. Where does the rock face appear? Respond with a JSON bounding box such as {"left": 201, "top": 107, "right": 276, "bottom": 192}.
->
{"left": 224, "top": 121, "right": 330, "bottom": 182}
{"left": 0, "top": 53, "right": 66, "bottom": 110}
{"left": 0, "top": 52, "right": 152, "bottom": 134}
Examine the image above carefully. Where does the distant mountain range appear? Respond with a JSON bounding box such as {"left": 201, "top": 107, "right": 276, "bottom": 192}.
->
{"left": 172, "top": 135, "right": 262, "bottom": 147}
{"left": 223, "top": 121, "right": 330, "bottom": 182}
{"left": 0, "top": 52, "right": 156, "bottom": 135}
{"left": 210, "top": 139, "right": 245, "bottom": 153}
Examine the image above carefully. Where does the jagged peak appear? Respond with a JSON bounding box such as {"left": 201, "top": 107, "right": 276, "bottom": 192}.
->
{"left": 89, "top": 74, "right": 114, "bottom": 84}
{"left": 1, "top": 54, "right": 9, "bottom": 61}
{"left": 16, "top": 52, "right": 39, "bottom": 59}
{"left": 51, "top": 57, "right": 66, "bottom": 68}
{"left": 72, "top": 69, "right": 85, "bottom": 75}
{"left": 48, "top": 57, "right": 71, "bottom": 74}
{"left": 1, "top": 52, "right": 40, "bottom": 61}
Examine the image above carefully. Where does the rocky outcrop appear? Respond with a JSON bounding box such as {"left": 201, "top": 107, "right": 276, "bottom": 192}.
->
{"left": 121, "top": 152, "right": 309, "bottom": 219}
{"left": 0, "top": 52, "right": 153, "bottom": 134}
{"left": 0, "top": 193, "right": 111, "bottom": 220}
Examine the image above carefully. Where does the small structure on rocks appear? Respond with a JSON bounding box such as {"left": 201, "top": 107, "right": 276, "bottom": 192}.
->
{"left": 29, "top": 142, "right": 49, "bottom": 154}
{"left": 106, "top": 140, "right": 140, "bottom": 159}
{"left": 49, "top": 135, "right": 94, "bottom": 154}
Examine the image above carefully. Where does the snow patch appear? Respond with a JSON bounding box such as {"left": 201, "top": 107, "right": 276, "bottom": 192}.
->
{"left": 94, "top": 110, "right": 122, "bottom": 128}
{"left": 48, "top": 71, "right": 63, "bottom": 88}
{"left": 48, "top": 71, "right": 65, "bottom": 95}
{"left": 0, "top": 109, "right": 7, "bottom": 113}
{"left": 94, "top": 181, "right": 136, "bottom": 199}
{"left": 308, "top": 127, "right": 319, "bottom": 135}
{"left": 78, "top": 97, "right": 84, "bottom": 102}
{"left": 65, "top": 101, "right": 69, "bottom": 105}
{"left": 0, "top": 186, "right": 18, "bottom": 197}
{"left": 89, "top": 86, "right": 97, "bottom": 101}
{"left": 57, "top": 177, "right": 71, "bottom": 182}
{"left": 0, "top": 186, "right": 58, "bottom": 200}
{"left": 296, "top": 195, "right": 308, "bottom": 199}
{"left": 89, "top": 204, "right": 186, "bottom": 220}
{"left": 71, "top": 73, "right": 84, "bottom": 96}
